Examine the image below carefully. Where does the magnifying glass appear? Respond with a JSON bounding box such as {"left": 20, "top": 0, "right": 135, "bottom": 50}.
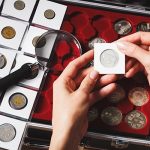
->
{"left": 0, "top": 29, "right": 82, "bottom": 91}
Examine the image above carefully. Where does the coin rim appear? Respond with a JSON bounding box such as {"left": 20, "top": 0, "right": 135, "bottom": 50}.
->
{"left": 1, "top": 26, "right": 16, "bottom": 39}
{"left": 0, "top": 123, "right": 16, "bottom": 142}
{"left": 44, "top": 9, "right": 56, "bottom": 19}
{"left": 9, "top": 92, "right": 28, "bottom": 110}
{"left": 14, "top": 0, "right": 25, "bottom": 10}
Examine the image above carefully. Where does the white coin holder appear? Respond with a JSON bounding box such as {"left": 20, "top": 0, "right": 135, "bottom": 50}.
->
{"left": 32, "top": 0, "right": 67, "bottom": 30}
{"left": 0, "top": 16, "right": 28, "bottom": 50}
{"left": 0, "top": 115, "right": 26, "bottom": 150}
{"left": 11, "top": 53, "right": 45, "bottom": 90}
{"left": 94, "top": 43, "right": 125, "bottom": 74}
{"left": 0, "top": 48, "right": 17, "bottom": 78}
{"left": 2, "top": 0, "right": 37, "bottom": 21}
{"left": 0, "top": 85, "right": 37, "bottom": 119}
{"left": 21, "top": 26, "right": 47, "bottom": 56}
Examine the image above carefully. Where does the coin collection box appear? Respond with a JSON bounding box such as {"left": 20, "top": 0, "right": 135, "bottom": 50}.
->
{"left": 2, "top": 0, "right": 37, "bottom": 21}
{"left": 0, "top": 48, "right": 16, "bottom": 78}
{"left": 0, "top": 115, "right": 26, "bottom": 150}
{"left": 94, "top": 43, "right": 125, "bottom": 74}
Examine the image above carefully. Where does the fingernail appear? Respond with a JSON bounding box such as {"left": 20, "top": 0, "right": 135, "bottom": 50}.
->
{"left": 90, "top": 70, "right": 99, "bottom": 80}
{"left": 117, "top": 42, "right": 128, "bottom": 53}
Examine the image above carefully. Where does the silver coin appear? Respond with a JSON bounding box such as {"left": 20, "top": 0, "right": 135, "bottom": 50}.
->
{"left": 0, "top": 53, "right": 7, "bottom": 69}
{"left": 108, "top": 85, "right": 126, "bottom": 103}
{"left": 125, "top": 110, "right": 146, "bottom": 129}
{"left": 9, "top": 93, "right": 28, "bottom": 110}
{"left": 137, "top": 22, "right": 150, "bottom": 32}
{"left": 100, "top": 49, "right": 119, "bottom": 68}
{"left": 114, "top": 20, "right": 132, "bottom": 35}
{"left": 88, "top": 107, "right": 99, "bottom": 122}
{"left": 88, "top": 37, "right": 106, "bottom": 49}
{"left": 128, "top": 87, "right": 149, "bottom": 106}
{"left": 0, "top": 123, "right": 16, "bottom": 142}
{"left": 101, "top": 107, "right": 122, "bottom": 126}
{"left": 32, "top": 36, "right": 46, "bottom": 48}
{"left": 44, "top": 9, "right": 55, "bottom": 19}
{"left": 14, "top": 0, "right": 25, "bottom": 10}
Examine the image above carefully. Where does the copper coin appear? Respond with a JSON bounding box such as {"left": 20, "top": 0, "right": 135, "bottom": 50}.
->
{"left": 137, "top": 22, "right": 150, "bottom": 32}
{"left": 0, "top": 53, "right": 7, "bottom": 69}
{"left": 88, "top": 37, "right": 106, "bottom": 49}
{"left": 0, "top": 123, "right": 16, "bottom": 142}
{"left": 108, "top": 85, "right": 126, "bottom": 103}
{"left": 114, "top": 20, "right": 132, "bottom": 35}
{"left": 88, "top": 107, "right": 99, "bottom": 122}
{"left": 9, "top": 93, "right": 28, "bottom": 110}
{"left": 1, "top": 26, "right": 16, "bottom": 39}
{"left": 44, "top": 9, "right": 55, "bottom": 19}
{"left": 125, "top": 110, "right": 146, "bottom": 129}
{"left": 101, "top": 107, "right": 122, "bottom": 126}
{"left": 128, "top": 87, "right": 149, "bottom": 106}
{"left": 14, "top": 0, "right": 25, "bottom": 10}
{"left": 32, "top": 36, "right": 46, "bottom": 48}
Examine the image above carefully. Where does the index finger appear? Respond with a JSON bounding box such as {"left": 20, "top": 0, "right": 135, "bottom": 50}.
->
{"left": 61, "top": 50, "right": 94, "bottom": 78}
{"left": 118, "top": 32, "right": 150, "bottom": 45}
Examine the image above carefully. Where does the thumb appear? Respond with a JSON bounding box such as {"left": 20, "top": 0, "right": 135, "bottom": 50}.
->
{"left": 116, "top": 41, "right": 149, "bottom": 66}
{"left": 78, "top": 70, "right": 99, "bottom": 94}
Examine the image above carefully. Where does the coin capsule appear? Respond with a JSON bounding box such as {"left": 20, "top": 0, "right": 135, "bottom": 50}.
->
{"left": 1, "top": 26, "right": 16, "bottom": 39}
{"left": 128, "top": 87, "right": 149, "bottom": 106}
{"left": 9, "top": 93, "right": 28, "bottom": 110}
{"left": 125, "top": 110, "right": 146, "bottom": 129}
{"left": 100, "top": 49, "right": 119, "bottom": 68}
{"left": 101, "top": 107, "right": 122, "bottom": 126}
{"left": 0, "top": 53, "right": 7, "bottom": 69}
{"left": 0, "top": 123, "right": 16, "bottom": 142}
{"left": 14, "top": 0, "right": 25, "bottom": 10}
{"left": 114, "top": 20, "right": 132, "bottom": 35}
{"left": 44, "top": 9, "right": 55, "bottom": 19}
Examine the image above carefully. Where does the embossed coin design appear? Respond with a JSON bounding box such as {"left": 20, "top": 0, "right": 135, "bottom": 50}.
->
{"left": 101, "top": 107, "right": 122, "bottom": 126}
{"left": 1, "top": 26, "right": 16, "bottom": 39}
{"left": 14, "top": 0, "right": 25, "bottom": 10}
{"left": 0, "top": 53, "right": 7, "bottom": 69}
{"left": 32, "top": 36, "right": 46, "bottom": 48}
{"left": 125, "top": 110, "right": 146, "bottom": 129}
{"left": 108, "top": 85, "right": 126, "bottom": 103}
{"left": 44, "top": 9, "right": 55, "bottom": 19}
{"left": 88, "top": 37, "right": 106, "bottom": 49}
{"left": 88, "top": 107, "right": 99, "bottom": 122}
{"left": 128, "top": 87, "right": 149, "bottom": 106}
{"left": 100, "top": 49, "right": 119, "bottom": 68}
{"left": 114, "top": 20, "right": 132, "bottom": 35}
{"left": 9, "top": 93, "right": 28, "bottom": 110}
{"left": 0, "top": 123, "right": 16, "bottom": 142}
{"left": 137, "top": 22, "right": 150, "bottom": 32}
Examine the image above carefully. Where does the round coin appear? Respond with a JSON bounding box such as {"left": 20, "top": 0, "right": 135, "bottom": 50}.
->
{"left": 0, "top": 123, "right": 16, "bottom": 142}
{"left": 108, "top": 85, "right": 126, "bottom": 103}
{"left": 88, "top": 107, "right": 99, "bottom": 122}
{"left": 1, "top": 26, "right": 16, "bottom": 39}
{"left": 114, "top": 20, "right": 132, "bottom": 35}
{"left": 9, "top": 93, "right": 28, "bottom": 110}
{"left": 14, "top": 0, "right": 25, "bottom": 10}
{"left": 128, "top": 87, "right": 149, "bottom": 106}
{"left": 0, "top": 53, "right": 7, "bottom": 69}
{"left": 137, "top": 22, "right": 150, "bottom": 32}
{"left": 125, "top": 110, "right": 146, "bottom": 129}
{"left": 88, "top": 37, "right": 106, "bottom": 49}
{"left": 101, "top": 107, "right": 122, "bottom": 126}
{"left": 100, "top": 49, "right": 119, "bottom": 68}
{"left": 44, "top": 9, "right": 55, "bottom": 19}
{"left": 32, "top": 36, "right": 46, "bottom": 48}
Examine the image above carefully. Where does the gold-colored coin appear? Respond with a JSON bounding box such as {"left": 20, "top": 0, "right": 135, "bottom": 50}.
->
{"left": 125, "top": 110, "right": 147, "bottom": 129}
{"left": 44, "top": 9, "right": 55, "bottom": 19}
{"left": 14, "top": 0, "right": 25, "bottom": 10}
{"left": 32, "top": 36, "right": 46, "bottom": 48}
{"left": 1, "top": 26, "right": 16, "bottom": 39}
{"left": 9, "top": 93, "right": 28, "bottom": 110}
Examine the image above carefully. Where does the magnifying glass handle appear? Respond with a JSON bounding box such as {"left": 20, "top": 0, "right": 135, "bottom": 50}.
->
{"left": 0, "top": 63, "right": 35, "bottom": 91}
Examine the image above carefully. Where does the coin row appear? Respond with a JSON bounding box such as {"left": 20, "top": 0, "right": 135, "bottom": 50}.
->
{"left": 88, "top": 106, "right": 147, "bottom": 130}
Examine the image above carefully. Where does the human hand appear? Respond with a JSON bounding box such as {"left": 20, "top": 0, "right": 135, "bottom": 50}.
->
{"left": 50, "top": 50, "right": 117, "bottom": 150}
{"left": 116, "top": 32, "right": 150, "bottom": 85}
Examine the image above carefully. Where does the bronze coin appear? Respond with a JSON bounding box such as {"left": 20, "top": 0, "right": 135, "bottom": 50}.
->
{"left": 44, "top": 9, "right": 55, "bottom": 19}
{"left": 32, "top": 36, "right": 46, "bottom": 48}
{"left": 1, "top": 26, "right": 16, "bottom": 39}
{"left": 14, "top": 0, "right": 25, "bottom": 10}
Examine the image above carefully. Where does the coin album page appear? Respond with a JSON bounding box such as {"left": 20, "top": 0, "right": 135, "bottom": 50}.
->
{"left": 0, "top": 115, "right": 26, "bottom": 150}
